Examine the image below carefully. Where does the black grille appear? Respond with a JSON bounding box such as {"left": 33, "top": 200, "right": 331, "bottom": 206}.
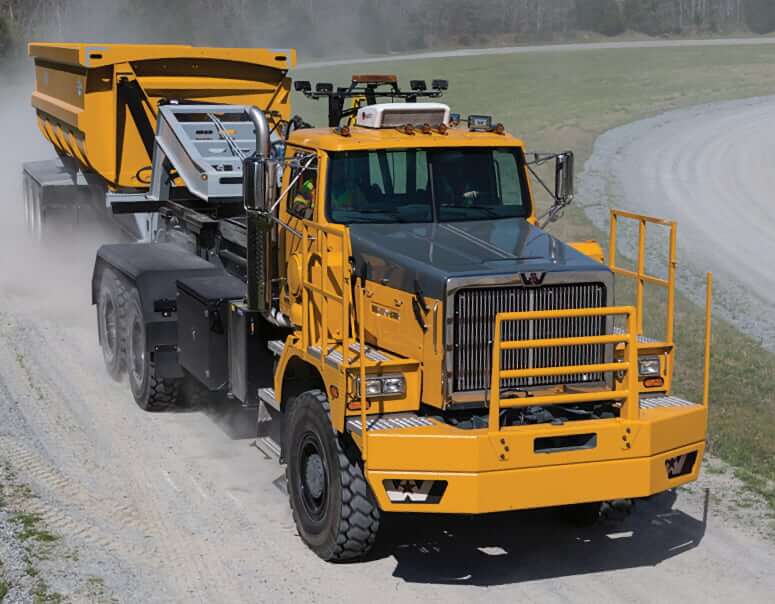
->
{"left": 453, "top": 283, "right": 607, "bottom": 392}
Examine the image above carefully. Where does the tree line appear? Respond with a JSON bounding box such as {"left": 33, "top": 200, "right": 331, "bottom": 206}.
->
{"left": 2, "top": 0, "right": 775, "bottom": 60}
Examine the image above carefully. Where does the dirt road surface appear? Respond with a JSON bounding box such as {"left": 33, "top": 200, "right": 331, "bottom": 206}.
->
{"left": 579, "top": 96, "right": 775, "bottom": 350}
{"left": 2, "top": 75, "right": 775, "bottom": 603}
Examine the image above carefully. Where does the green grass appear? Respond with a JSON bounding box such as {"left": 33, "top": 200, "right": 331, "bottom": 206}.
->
{"left": 0, "top": 578, "right": 8, "bottom": 600}
{"left": 12, "top": 513, "right": 59, "bottom": 544}
{"left": 299, "top": 44, "right": 775, "bottom": 507}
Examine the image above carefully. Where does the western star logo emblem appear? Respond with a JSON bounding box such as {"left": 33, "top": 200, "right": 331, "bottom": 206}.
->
{"left": 520, "top": 272, "right": 546, "bottom": 286}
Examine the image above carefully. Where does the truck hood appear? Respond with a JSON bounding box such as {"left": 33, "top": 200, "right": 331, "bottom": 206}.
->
{"left": 349, "top": 218, "right": 609, "bottom": 299}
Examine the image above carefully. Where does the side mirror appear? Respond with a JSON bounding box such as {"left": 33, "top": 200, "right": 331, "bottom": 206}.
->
{"left": 242, "top": 155, "right": 275, "bottom": 211}
{"left": 555, "top": 151, "right": 574, "bottom": 205}
{"left": 242, "top": 155, "right": 264, "bottom": 210}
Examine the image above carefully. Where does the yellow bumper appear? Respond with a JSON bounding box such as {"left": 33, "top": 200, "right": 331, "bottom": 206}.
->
{"left": 363, "top": 405, "right": 707, "bottom": 514}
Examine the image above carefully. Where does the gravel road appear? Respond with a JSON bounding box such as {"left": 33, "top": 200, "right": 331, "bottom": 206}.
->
{"left": 3, "top": 66, "right": 775, "bottom": 603}
{"left": 579, "top": 96, "right": 775, "bottom": 350}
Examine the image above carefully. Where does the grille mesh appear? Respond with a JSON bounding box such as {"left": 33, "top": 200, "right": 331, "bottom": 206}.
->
{"left": 453, "top": 283, "right": 607, "bottom": 392}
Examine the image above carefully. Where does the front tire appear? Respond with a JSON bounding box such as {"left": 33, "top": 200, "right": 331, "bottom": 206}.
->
{"left": 286, "top": 390, "right": 380, "bottom": 561}
{"left": 125, "top": 290, "right": 180, "bottom": 411}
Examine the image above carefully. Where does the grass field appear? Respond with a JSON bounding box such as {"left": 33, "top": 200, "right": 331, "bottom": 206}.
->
{"left": 299, "top": 44, "right": 775, "bottom": 509}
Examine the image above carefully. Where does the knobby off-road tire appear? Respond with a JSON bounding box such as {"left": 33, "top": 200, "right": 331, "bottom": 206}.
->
{"left": 286, "top": 390, "right": 380, "bottom": 561}
{"left": 97, "top": 269, "right": 128, "bottom": 381}
{"left": 23, "top": 174, "right": 44, "bottom": 242}
{"left": 125, "top": 289, "right": 181, "bottom": 411}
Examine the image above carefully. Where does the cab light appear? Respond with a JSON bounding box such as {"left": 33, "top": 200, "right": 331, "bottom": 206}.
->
{"left": 437, "top": 123, "right": 449, "bottom": 135}
{"left": 468, "top": 115, "right": 492, "bottom": 131}
{"left": 421, "top": 122, "right": 433, "bottom": 134}
{"left": 493, "top": 123, "right": 506, "bottom": 135}
{"left": 403, "top": 123, "right": 415, "bottom": 135}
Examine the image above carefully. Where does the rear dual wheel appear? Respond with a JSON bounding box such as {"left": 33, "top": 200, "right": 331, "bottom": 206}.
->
{"left": 125, "top": 291, "right": 181, "bottom": 411}
{"left": 97, "top": 270, "right": 127, "bottom": 381}
{"left": 23, "top": 176, "right": 43, "bottom": 241}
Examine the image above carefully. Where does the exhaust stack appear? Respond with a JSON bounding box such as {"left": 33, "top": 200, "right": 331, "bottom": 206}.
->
{"left": 243, "top": 106, "right": 275, "bottom": 314}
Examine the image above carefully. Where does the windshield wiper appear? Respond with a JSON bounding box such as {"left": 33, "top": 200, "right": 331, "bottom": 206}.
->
{"left": 462, "top": 205, "right": 502, "bottom": 218}
{"left": 347, "top": 209, "right": 409, "bottom": 223}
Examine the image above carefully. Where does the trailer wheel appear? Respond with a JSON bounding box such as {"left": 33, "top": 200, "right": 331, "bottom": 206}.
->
{"left": 286, "top": 390, "right": 380, "bottom": 561}
{"left": 97, "top": 269, "right": 127, "bottom": 381}
{"left": 23, "top": 175, "right": 43, "bottom": 241}
{"left": 125, "top": 291, "right": 180, "bottom": 411}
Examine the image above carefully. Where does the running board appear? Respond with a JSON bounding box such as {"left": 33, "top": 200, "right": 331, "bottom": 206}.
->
{"left": 640, "top": 395, "right": 701, "bottom": 409}
{"left": 309, "top": 343, "right": 390, "bottom": 369}
{"left": 346, "top": 414, "right": 435, "bottom": 434}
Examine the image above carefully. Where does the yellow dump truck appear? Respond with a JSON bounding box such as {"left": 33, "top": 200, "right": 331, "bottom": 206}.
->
{"left": 26, "top": 43, "right": 713, "bottom": 561}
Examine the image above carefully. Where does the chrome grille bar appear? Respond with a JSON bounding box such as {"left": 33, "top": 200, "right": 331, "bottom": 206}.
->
{"left": 453, "top": 283, "right": 607, "bottom": 392}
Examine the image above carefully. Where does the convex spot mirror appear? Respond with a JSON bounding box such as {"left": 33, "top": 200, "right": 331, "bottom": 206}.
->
{"left": 555, "top": 151, "right": 575, "bottom": 205}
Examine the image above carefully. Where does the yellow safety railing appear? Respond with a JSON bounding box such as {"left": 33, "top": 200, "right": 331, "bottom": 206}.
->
{"left": 488, "top": 306, "right": 640, "bottom": 433}
{"left": 703, "top": 272, "right": 713, "bottom": 407}
{"left": 609, "top": 209, "right": 676, "bottom": 341}
{"left": 298, "top": 219, "right": 372, "bottom": 458}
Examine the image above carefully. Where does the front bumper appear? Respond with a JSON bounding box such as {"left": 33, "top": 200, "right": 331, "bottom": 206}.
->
{"left": 362, "top": 404, "right": 707, "bottom": 514}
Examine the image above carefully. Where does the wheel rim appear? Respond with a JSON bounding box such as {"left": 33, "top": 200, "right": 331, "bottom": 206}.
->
{"left": 297, "top": 432, "right": 328, "bottom": 521}
{"left": 99, "top": 294, "right": 117, "bottom": 364}
{"left": 129, "top": 313, "right": 146, "bottom": 386}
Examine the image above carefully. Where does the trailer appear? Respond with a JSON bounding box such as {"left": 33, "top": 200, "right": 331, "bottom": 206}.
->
{"left": 26, "top": 43, "right": 713, "bottom": 561}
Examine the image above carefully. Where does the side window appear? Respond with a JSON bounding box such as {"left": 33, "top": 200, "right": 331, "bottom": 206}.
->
{"left": 287, "top": 155, "right": 318, "bottom": 220}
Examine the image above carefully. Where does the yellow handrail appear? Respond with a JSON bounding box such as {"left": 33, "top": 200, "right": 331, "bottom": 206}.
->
{"left": 298, "top": 218, "right": 370, "bottom": 458}
{"left": 609, "top": 209, "right": 677, "bottom": 391}
{"left": 703, "top": 273, "right": 713, "bottom": 407}
{"left": 488, "top": 305, "right": 640, "bottom": 433}
{"left": 609, "top": 209, "right": 677, "bottom": 340}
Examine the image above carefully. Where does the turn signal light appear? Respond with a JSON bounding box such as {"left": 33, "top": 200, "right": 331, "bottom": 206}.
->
{"left": 643, "top": 377, "right": 664, "bottom": 388}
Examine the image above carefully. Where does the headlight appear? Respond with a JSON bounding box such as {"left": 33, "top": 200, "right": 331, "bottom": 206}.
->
{"left": 382, "top": 377, "right": 405, "bottom": 395}
{"left": 364, "top": 379, "right": 383, "bottom": 396}
{"left": 638, "top": 356, "right": 661, "bottom": 378}
{"left": 355, "top": 375, "right": 405, "bottom": 398}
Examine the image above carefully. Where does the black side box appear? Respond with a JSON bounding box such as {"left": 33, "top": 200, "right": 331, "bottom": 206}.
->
{"left": 176, "top": 274, "right": 245, "bottom": 391}
{"left": 228, "top": 303, "right": 279, "bottom": 407}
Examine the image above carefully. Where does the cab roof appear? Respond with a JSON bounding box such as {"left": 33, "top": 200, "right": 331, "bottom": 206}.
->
{"left": 287, "top": 126, "right": 525, "bottom": 152}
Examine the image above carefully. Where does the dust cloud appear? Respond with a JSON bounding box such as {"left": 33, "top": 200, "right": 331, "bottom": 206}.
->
{"left": 0, "top": 66, "right": 110, "bottom": 322}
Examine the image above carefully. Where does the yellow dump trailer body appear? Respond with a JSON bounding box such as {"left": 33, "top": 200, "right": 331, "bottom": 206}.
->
{"left": 29, "top": 43, "right": 295, "bottom": 190}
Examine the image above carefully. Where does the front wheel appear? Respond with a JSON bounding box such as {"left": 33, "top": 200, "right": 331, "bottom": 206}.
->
{"left": 125, "top": 290, "right": 180, "bottom": 411}
{"left": 286, "top": 390, "right": 380, "bottom": 561}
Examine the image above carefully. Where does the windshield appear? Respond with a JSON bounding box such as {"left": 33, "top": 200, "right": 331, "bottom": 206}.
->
{"left": 327, "top": 147, "right": 531, "bottom": 224}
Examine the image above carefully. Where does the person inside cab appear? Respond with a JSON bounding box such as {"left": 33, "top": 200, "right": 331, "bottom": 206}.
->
{"left": 291, "top": 177, "right": 315, "bottom": 219}
{"left": 331, "top": 171, "right": 367, "bottom": 212}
